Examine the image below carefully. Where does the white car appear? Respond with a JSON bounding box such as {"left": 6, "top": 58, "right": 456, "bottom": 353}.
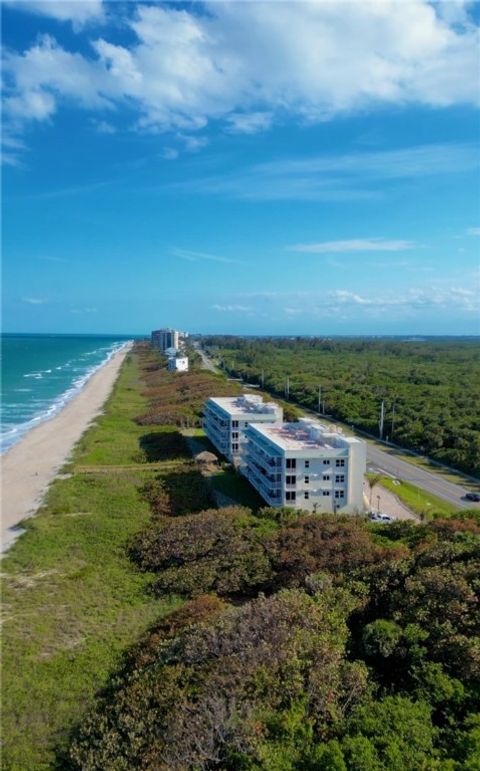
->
{"left": 370, "top": 512, "right": 393, "bottom": 523}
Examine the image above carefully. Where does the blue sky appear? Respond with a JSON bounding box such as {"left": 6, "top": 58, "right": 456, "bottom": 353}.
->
{"left": 2, "top": 0, "right": 480, "bottom": 335}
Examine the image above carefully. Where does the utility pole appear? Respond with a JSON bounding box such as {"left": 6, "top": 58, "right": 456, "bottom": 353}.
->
{"left": 318, "top": 384, "right": 322, "bottom": 414}
{"left": 379, "top": 400, "right": 385, "bottom": 440}
{"left": 391, "top": 403, "right": 396, "bottom": 439}
{"left": 285, "top": 376, "right": 290, "bottom": 399}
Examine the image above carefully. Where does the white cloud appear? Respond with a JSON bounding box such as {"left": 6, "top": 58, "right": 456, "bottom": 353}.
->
{"left": 178, "top": 134, "right": 209, "bottom": 152}
{"left": 212, "top": 304, "right": 253, "bottom": 313}
{"left": 160, "top": 147, "right": 179, "bottom": 161}
{"left": 8, "top": 0, "right": 105, "bottom": 27}
{"left": 22, "top": 296, "right": 47, "bottom": 304}
{"left": 92, "top": 119, "right": 115, "bottom": 134}
{"left": 4, "top": 34, "right": 111, "bottom": 124}
{"left": 230, "top": 283, "right": 480, "bottom": 320}
{"left": 172, "top": 248, "right": 244, "bottom": 265}
{"left": 3, "top": 1, "right": 479, "bottom": 139}
{"left": 176, "top": 142, "right": 477, "bottom": 201}
{"left": 466, "top": 227, "right": 480, "bottom": 236}
{"left": 289, "top": 238, "right": 415, "bottom": 253}
{"left": 227, "top": 112, "right": 273, "bottom": 134}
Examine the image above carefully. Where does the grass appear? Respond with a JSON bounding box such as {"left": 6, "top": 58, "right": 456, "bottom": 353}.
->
{"left": 1, "top": 351, "right": 183, "bottom": 770}
{"left": 211, "top": 467, "right": 265, "bottom": 511}
{"left": 367, "top": 473, "right": 458, "bottom": 519}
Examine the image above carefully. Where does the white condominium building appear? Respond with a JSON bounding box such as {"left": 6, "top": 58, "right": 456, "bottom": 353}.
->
{"left": 244, "top": 418, "right": 366, "bottom": 513}
{"left": 203, "top": 394, "right": 283, "bottom": 465}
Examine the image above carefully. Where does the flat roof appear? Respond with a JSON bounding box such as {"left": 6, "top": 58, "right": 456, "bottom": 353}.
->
{"left": 248, "top": 420, "right": 362, "bottom": 452}
{"left": 207, "top": 394, "right": 281, "bottom": 417}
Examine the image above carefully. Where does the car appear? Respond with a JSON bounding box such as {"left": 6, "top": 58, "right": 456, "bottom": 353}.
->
{"left": 370, "top": 512, "right": 393, "bottom": 522}
{"left": 464, "top": 492, "right": 480, "bottom": 502}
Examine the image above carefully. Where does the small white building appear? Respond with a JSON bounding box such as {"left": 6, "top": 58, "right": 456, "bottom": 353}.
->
{"left": 168, "top": 355, "right": 189, "bottom": 372}
{"left": 203, "top": 394, "right": 283, "bottom": 465}
{"left": 244, "top": 418, "right": 366, "bottom": 513}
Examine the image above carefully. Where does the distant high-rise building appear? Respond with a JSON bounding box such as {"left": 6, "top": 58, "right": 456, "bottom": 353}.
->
{"left": 151, "top": 328, "right": 180, "bottom": 352}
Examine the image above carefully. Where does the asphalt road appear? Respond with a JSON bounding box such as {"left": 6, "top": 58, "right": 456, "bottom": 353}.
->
{"left": 193, "top": 342, "right": 220, "bottom": 373}
{"left": 195, "top": 344, "right": 479, "bottom": 511}
{"left": 365, "top": 445, "right": 476, "bottom": 510}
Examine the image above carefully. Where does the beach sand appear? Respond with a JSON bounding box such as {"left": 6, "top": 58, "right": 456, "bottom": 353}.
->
{"left": 1, "top": 343, "right": 133, "bottom": 551}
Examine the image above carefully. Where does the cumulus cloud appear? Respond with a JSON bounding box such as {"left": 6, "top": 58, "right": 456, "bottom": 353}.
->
{"left": 8, "top": 0, "right": 105, "bottom": 27}
{"left": 228, "top": 283, "right": 480, "bottom": 321}
{"left": 3, "top": 1, "right": 479, "bottom": 139}
{"left": 289, "top": 238, "right": 415, "bottom": 253}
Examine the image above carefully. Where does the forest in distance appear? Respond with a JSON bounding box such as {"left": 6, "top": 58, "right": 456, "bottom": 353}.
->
{"left": 201, "top": 336, "right": 480, "bottom": 478}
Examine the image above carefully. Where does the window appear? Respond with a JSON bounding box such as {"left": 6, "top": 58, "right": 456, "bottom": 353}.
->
{"left": 304, "top": 475, "right": 310, "bottom": 485}
{"left": 335, "top": 475, "right": 345, "bottom": 483}
{"left": 286, "top": 491, "right": 296, "bottom": 502}
{"left": 323, "top": 459, "right": 330, "bottom": 465}
{"left": 336, "top": 459, "right": 345, "bottom": 467}
{"left": 286, "top": 458, "right": 297, "bottom": 469}
{"left": 305, "top": 460, "right": 310, "bottom": 469}
{"left": 323, "top": 474, "right": 330, "bottom": 481}
{"left": 304, "top": 491, "right": 309, "bottom": 500}
{"left": 286, "top": 475, "right": 296, "bottom": 486}
{"left": 232, "top": 420, "right": 239, "bottom": 428}
{"left": 335, "top": 490, "right": 345, "bottom": 499}
{"left": 232, "top": 443, "right": 239, "bottom": 453}
{"left": 322, "top": 490, "right": 330, "bottom": 497}
{"left": 232, "top": 432, "right": 239, "bottom": 440}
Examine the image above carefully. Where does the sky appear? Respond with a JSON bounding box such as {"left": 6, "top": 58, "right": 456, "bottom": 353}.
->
{"left": 2, "top": 0, "right": 480, "bottom": 336}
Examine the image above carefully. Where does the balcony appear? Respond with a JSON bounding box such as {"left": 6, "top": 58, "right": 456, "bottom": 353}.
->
{"left": 246, "top": 465, "right": 282, "bottom": 504}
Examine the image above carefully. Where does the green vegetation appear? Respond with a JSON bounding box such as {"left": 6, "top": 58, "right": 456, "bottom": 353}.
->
{"left": 211, "top": 466, "right": 266, "bottom": 509}
{"left": 203, "top": 336, "right": 480, "bottom": 477}
{"left": 69, "top": 512, "right": 480, "bottom": 770}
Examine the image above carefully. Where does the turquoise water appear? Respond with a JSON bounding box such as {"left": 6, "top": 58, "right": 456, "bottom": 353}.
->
{"left": 1, "top": 334, "right": 134, "bottom": 453}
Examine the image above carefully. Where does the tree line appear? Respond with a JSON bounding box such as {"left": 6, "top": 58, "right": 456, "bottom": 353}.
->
{"left": 202, "top": 336, "right": 480, "bottom": 477}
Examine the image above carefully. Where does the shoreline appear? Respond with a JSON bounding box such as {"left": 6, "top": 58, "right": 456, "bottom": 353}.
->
{"left": 1, "top": 342, "right": 133, "bottom": 552}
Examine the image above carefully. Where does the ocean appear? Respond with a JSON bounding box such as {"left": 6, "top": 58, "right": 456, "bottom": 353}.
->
{"left": 1, "top": 334, "right": 134, "bottom": 453}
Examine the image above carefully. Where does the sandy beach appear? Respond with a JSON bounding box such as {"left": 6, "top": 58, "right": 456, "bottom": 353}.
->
{"left": 1, "top": 343, "right": 132, "bottom": 551}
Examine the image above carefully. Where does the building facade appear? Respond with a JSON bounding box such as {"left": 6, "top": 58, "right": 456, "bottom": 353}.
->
{"left": 167, "top": 355, "right": 189, "bottom": 372}
{"left": 244, "top": 418, "right": 366, "bottom": 513}
{"left": 151, "top": 328, "right": 180, "bottom": 352}
{"left": 203, "top": 394, "right": 283, "bottom": 465}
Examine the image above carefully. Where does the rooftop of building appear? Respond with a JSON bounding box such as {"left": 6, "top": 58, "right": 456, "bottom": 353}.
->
{"left": 207, "top": 394, "right": 281, "bottom": 417}
{"left": 248, "top": 418, "right": 363, "bottom": 452}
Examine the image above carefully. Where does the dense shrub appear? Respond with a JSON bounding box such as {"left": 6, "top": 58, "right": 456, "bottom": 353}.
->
{"left": 130, "top": 509, "right": 403, "bottom": 599}
{"left": 68, "top": 589, "right": 368, "bottom": 771}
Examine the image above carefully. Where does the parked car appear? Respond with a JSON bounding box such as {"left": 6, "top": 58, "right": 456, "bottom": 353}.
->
{"left": 370, "top": 512, "right": 393, "bottom": 522}
{"left": 464, "top": 492, "right": 480, "bottom": 502}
